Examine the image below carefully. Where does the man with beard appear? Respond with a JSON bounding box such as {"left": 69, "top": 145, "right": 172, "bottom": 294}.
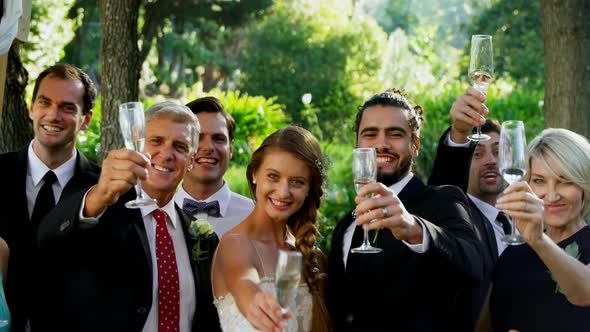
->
{"left": 429, "top": 87, "right": 516, "bottom": 329}
{"left": 327, "top": 89, "right": 483, "bottom": 332}
{"left": 175, "top": 97, "right": 253, "bottom": 238}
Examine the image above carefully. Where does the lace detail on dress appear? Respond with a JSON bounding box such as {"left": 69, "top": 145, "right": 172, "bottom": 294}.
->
{"left": 214, "top": 278, "right": 313, "bottom": 332}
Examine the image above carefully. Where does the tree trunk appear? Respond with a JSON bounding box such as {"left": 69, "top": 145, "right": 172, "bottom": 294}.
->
{"left": 99, "top": 0, "right": 141, "bottom": 161}
{"left": 540, "top": 0, "right": 590, "bottom": 137}
{"left": 0, "top": 42, "right": 33, "bottom": 152}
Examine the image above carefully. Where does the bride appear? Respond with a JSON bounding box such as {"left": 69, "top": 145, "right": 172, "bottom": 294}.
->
{"left": 211, "top": 126, "right": 331, "bottom": 332}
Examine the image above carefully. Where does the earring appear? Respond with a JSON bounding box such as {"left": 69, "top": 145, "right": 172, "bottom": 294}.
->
{"left": 187, "top": 162, "right": 193, "bottom": 172}
{"left": 252, "top": 178, "right": 257, "bottom": 184}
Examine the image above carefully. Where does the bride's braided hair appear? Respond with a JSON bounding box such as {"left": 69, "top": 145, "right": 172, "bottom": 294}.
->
{"left": 246, "top": 125, "right": 332, "bottom": 331}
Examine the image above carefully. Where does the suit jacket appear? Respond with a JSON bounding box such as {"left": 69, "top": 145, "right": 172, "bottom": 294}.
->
{"left": 36, "top": 189, "right": 221, "bottom": 332}
{"left": 427, "top": 128, "right": 499, "bottom": 329}
{"left": 0, "top": 146, "right": 100, "bottom": 332}
{"left": 327, "top": 175, "right": 483, "bottom": 332}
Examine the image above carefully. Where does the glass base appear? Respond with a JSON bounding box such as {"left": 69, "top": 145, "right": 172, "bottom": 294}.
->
{"left": 502, "top": 234, "right": 526, "bottom": 245}
{"left": 467, "top": 133, "right": 491, "bottom": 142}
{"left": 125, "top": 198, "right": 157, "bottom": 209}
{"left": 350, "top": 244, "right": 382, "bottom": 254}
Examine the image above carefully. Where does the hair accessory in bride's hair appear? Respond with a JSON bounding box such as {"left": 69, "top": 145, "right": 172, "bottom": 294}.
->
{"left": 314, "top": 157, "right": 330, "bottom": 179}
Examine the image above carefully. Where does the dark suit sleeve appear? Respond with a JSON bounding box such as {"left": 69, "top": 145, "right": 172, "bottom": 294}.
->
{"left": 194, "top": 233, "right": 221, "bottom": 332}
{"left": 37, "top": 189, "right": 90, "bottom": 248}
{"left": 427, "top": 127, "right": 475, "bottom": 193}
{"left": 419, "top": 185, "right": 484, "bottom": 283}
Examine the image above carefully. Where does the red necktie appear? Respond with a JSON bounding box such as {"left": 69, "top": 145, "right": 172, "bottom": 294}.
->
{"left": 152, "top": 209, "right": 180, "bottom": 332}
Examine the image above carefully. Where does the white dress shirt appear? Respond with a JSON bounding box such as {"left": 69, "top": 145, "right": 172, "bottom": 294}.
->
{"left": 141, "top": 197, "right": 195, "bottom": 332}
{"left": 175, "top": 181, "right": 254, "bottom": 237}
{"left": 446, "top": 133, "right": 520, "bottom": 256}
{"left": 468, "top": 194, "right": 518, "bottom": 256}
{"left": 342, "top": 172, "right": 430, "bottom": 268}
{"left": 26, "top": 141, "right": 77, "bottom": 218}
{"left": 79, "top": 193, "right": 196, "bottom": 332}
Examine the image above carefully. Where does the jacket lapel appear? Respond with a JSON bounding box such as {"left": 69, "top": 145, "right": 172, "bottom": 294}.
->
{"left": 61, "top": 151, "right": 99, "bottom": 200}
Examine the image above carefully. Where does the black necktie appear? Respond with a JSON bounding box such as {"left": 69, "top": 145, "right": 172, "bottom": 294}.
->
{"left": 182, "top": 198, "right": 221, "bottom": 217}
{"left": 496, "top": 211, "right": 512, "bottom": 235}
{"left": 31, "top": 171, "right": 57, "bottom": 228}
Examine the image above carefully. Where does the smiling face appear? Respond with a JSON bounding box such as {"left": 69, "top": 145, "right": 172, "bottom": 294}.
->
{"left": 29, "top": 75, "right": 92, "bottom": 154}
{"left": 356, "top": 105, "right": 419, "bottom": 186}
{"left": 468, "top": 131, "right": 504, "bottom": 204}
{"left": 251, "top": 148, "right": 311, "bottom": 223}
{"left": 142, "top": 116, "right": 193, "bottom": 204}
{"left": 184, "top": 112, "right": 233, "bottom": 193}
{"left": 529, "top": 157, "right": 585, "bottom": 230}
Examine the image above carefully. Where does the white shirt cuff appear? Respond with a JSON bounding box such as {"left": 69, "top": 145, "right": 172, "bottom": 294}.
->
{"left": 78, "top": 187, "right": 105, "bottom": 228}
{"left": 446, "top": 132, "right": 472, "bottom": 147}
{"left": 403, "top": 218, "right": 430, "bottom": 253}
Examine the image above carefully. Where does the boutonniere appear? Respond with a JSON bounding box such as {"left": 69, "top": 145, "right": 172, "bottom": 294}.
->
{"left": 548, "top": 241, "right": 581, "bottom": 294}
{"left": 188, "top": 219, "right": 214, "bottom": 262}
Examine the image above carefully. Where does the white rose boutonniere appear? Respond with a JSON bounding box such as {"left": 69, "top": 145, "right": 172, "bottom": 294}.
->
{"left": 188, "top": 219, "right": 214, "bottom": 261}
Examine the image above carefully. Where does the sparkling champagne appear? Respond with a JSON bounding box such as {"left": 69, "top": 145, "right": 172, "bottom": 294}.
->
{"left": 469, "top": 70, "right": 493, "bottom": 91}
{"left": 354, "top": 178, "right": 372, "bottom": 193}
{"left": 502, "top": 168, "right": 526, "bottom": 185}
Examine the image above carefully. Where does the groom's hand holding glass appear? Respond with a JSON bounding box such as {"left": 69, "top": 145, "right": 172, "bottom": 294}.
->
{"left": 83, "top": 149, "right": 150, "bottom": 217}
{"left": 354, "top": 182, "right": 424, "bottom": 245}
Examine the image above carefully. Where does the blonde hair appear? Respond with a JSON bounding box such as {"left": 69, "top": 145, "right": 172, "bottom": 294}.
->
{"left": 526, "top": 128, "right": 590, "bottom": 222}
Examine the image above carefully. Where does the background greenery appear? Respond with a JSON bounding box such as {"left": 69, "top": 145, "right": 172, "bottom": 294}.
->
{"left": 23, "top": 0, "right": 545, "bottom": 254}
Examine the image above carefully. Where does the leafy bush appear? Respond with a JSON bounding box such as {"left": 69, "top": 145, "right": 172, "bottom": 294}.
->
{"left": 240, "top": 0, "right": 385, "bottom": 141}
{"left": 77, "top": 96, "right": 102, "bottom": 162}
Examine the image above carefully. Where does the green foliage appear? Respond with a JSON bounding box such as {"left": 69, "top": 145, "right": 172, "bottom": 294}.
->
{"left": 462, "top": 0, "right": 543, "bottom": 86}
{"left": 240, "top": 0, "right": 385, "bottom": 141}
{"left": 414, "top": 79, "right": 544, "bottom": 181}
{"left": 77, "top": 96, "right": 102, "bottom": 162}
{"left": 22, "top": 0, "right": 77, "bottom": 80}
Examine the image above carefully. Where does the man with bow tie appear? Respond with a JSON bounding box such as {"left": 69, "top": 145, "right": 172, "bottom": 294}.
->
{"left": 174, "top": 96, "right": 254, "bottom": 237}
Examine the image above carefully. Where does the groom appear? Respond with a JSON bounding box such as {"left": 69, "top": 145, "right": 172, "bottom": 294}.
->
{"left": 37, "top": 102, "right": 221, "bottom": 332}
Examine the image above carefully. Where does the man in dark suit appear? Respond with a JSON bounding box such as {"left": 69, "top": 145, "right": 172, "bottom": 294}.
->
{"left": 0, "top": 64, "right": 100, "bottom": 332}
{"left": 37, "top": 102, "right": 220, "bottom": 332}
{"left": 327, "top": 89, "right": 483, "bottom": 332}
{"left": 428, "top": 87, "right": 513, "bottom": 328}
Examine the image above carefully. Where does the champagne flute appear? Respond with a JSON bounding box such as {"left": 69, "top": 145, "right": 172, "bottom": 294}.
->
{"left": 467, "top": 34, "right": 494, "bottom": 142}
{"left": 499, "top": 120, "right": 527, "bottom": 245}
{"left": 275, "top": 249, "right": 303, "bottom": 317}
{"left": 119, "top": 102, "right": 157, "bottom": 209}
{"left": 350, "top": 148, "right": 382, "bottom": 254}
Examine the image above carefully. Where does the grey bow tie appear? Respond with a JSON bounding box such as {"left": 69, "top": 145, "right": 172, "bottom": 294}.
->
{"left": 182, "top": 198, "right": 221, "bottom": 217}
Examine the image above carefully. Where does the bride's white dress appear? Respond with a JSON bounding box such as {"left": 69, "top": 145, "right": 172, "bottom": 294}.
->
{"left": 214, "top": 278, "right": 313, "bottom": 331}
{"left": 213, "top": 240, "right": 313, "bottom": 332}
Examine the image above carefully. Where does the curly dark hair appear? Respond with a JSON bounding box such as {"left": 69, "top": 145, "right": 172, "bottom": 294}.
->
{"left": 353, "top": 88, "right": 424, "bottom": 143}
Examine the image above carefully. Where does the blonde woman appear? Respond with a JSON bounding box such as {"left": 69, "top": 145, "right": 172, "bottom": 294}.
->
{"left": 477, "top": 128, "right": 590, "bottom": 332}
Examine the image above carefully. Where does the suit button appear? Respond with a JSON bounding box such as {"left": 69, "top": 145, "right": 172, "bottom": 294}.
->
{"left": 346, "top": 314, "right": 354, "bottom": 323}
{"left": 137, "top": 306, "right": 147, "bottom": 314}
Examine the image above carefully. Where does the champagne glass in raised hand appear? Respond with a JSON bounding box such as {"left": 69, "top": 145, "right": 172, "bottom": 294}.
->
{"left": 499, "top": 120, "right": 527, "bottom": 245}
{"left": 467, "top": 34, "right": 494, "bottom": 142}
{"left": 350, "top": 148, "right": 382, "bottom": 254}
{"left": 275, "top": 249, "right": 303, "bottom": 321}
{"left": 118, "top": 102, "right": 157, "bottom": 209}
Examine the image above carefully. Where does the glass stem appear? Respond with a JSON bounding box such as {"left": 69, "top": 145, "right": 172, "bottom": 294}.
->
{"left": 362, "top": 225, "right": 371, "bottom": 246}
{"left": 511, "top": 218, "right": 517, "bottom": 237}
